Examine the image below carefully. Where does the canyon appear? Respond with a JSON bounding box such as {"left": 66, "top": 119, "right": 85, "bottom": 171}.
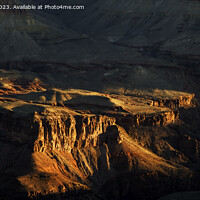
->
{"left": 0, "top": 0, "right": 200, "bottom": 199}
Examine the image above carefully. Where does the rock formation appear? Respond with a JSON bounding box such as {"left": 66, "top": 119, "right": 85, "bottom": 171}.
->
{"left": 0, "top": 0, "right": 200, "bottom": 199}
{"left": 0, "top": 83, "right": 199, "bottom": 200}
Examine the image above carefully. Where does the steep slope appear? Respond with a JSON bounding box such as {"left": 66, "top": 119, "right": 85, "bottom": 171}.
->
{"left": 37, "top": 0, "right": 200, "bottom": 64}
{"left": 3, "top": 0, "right": 200, "bottom": 64}
{"left": 0, "top": 0, "right": 136, "bottom": 63}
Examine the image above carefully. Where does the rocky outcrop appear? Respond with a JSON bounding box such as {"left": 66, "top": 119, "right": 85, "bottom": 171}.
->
{"left": 0, "top": 87, "right": 199, "bottom": 200}
{"left": 33, "top": 111, "right": 116, "bottom": 152}
{"left": 149, "top": 94, "right": 195, "bottom": 109}
{"left": 0, "top": 108, "right": 180, "bottom": 154}
{"left": 0, "top": 88, "right": 195, "bottom": 154}
{"left": 116, "top": 111, "right": 179, "bottom": 128}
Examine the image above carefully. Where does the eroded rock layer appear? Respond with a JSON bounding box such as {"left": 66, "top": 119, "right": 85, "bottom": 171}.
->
{"left": 0, "top": 85, "right": 199, "bottom": 200}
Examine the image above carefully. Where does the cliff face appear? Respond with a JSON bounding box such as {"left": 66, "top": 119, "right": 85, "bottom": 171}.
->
{"left": 116, "top": 111, "right": 179, "bottom": 127}
{"left": 0, "top": 87, "right": 199, "bottom": 200}
{"left": 33, "top": 112, "right": 116, "bottom": 152}
{"left": 150, "top": 94, "right": 195, "bottom": 109}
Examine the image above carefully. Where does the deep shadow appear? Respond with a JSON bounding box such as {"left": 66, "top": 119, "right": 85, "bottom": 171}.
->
{"left": 64, "top": 95, "right": 116, "bottom": 111}
{"left": 12, "top": 104, "right": 45, "bottom": 115}
{"left": 0, "top": 134, "right": 34, "bottom": 200}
